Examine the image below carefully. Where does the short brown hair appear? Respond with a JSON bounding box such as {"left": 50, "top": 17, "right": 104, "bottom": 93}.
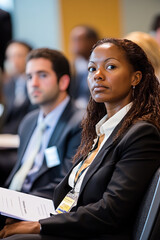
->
{"left": 26, "top": 48, "right": 71, "bottom": 80}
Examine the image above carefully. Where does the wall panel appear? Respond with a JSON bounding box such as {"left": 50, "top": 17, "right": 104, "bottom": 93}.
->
{"left": 60, "top": 0, "right": 122, "bottom": 58}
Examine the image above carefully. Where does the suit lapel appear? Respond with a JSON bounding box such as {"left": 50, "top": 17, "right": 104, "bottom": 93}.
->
{"left": 18, "top": 116, "right": 38, "bottom": 161}
{"left": 79, "top": 120, "right": 123, "bottom": 195}
{"left": 5, "top": 113, "right": 38, "bottom": 186}
{"left": 47, "top": 100, "right": 74, "bottom": 146}
{"left": 5, "top": 79, "right": 16, "bottom": 116}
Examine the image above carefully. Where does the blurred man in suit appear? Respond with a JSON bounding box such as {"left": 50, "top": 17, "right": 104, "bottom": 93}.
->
{"left": 69, "top": 25, "right": 99, "bottom": 108}
{"left": 0, "top": 41, "right": 35, "bottom": 187}
{"left": 150, "top": 14, "right": 160, "bottom": 47}
{"left": 5, "top": 48, "right": 84, "bottom": 199}
{"left": 2, "top": 40, "right": 35, "bottom": 134}
{"left": 0, "top": 9, "right": 12, "bottom": 72}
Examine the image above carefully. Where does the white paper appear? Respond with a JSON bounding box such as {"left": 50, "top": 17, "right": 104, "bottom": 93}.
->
{"left": 0, "top": 134, "right": 20, "bottom": 148}
{"left": 0, "top": 188, "right": 55, "bottom": 221}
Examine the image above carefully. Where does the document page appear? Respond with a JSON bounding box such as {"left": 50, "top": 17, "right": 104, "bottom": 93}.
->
{"left": 0, "top": 134, "right": 20, "bottom": 148}
{"left": 0, "top": 187, "right": 55, "bottom": 221}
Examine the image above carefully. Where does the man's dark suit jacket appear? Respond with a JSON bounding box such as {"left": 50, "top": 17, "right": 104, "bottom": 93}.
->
{"left": 0, "top": 78, "right": 37, "bottom": 187}
{"left": 5, "top": 99, "right": 84, "bottom": 199}
{"left": 38, "top": 121, "right": 160, "bottom": 239}
{"left": 0, "top": 9, "right": 12, "bottom": 71}
{"left": 2, "top": 78, "right": 36, "bottom": 134}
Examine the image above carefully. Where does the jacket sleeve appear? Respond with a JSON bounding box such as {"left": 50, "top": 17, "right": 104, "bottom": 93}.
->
{"left": 39, "top": 122, "right": 160, "bottom": 237}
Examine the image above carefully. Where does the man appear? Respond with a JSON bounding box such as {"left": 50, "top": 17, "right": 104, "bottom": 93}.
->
{"left": 150, "top": 14, "right": 160, "bottom": 47}
{"left": 0, "top": 8, "right": 12, "bottom": 72}
{"left": 69, "top": 25, "right": 99, "bottom": 108}
{"left": 2, "top": 40, "right": 35, "bottom": 134}
{"left": 0, "top": 41, "right": 35, "bottom": 187}
{"left": 5, "top": 48, "right": 84, "bottom": 199}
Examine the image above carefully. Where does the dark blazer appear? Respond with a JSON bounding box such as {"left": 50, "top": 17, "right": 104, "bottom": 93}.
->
{"left": 0, "top": 78, "right": 36, "bottom": 187}
{"left": 5, "top": 99, "right": 84, "bottom": 199}
{"left": 39, "top": 121, "right": 160, "bottom": 239}
{"left": 69, "top": 70, "right": 90, "bottom": 103}
{"left": 0, "top": 9, "right": 12, "bottom": 71}
{"left": 2, "top": 78, "right": 36, "bottom": 134}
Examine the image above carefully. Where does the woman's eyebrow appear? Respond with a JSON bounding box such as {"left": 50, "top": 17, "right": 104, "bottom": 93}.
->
{"left": 89, "top": 57, "right": 119, "bottom": 64}
{"left": 104, "top": 57, "right": 118, "bottom": 62}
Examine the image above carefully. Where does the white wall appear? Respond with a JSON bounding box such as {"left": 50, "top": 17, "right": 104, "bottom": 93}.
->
{"left": 12, "top": 0, "right": 62, "bottom": 50}
{"left": 121, "top": 0, "right": 160, "bottom": 36}
{"left": 2, "top": 0, "right": 160, "bottom": 49}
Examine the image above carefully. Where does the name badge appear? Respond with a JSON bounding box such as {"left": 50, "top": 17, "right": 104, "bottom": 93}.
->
{"left": 45, "top": 146, "right": 60, "bottom": 168}
{"left": 56, "top": 190, "right": 79, "bottom": 214}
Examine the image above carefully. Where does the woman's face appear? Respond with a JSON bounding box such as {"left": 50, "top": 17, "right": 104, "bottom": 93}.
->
{"left": 87, "top": 43, "right": 138, "bottom": 110}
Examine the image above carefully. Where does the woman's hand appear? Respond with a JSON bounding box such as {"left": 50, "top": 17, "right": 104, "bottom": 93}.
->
{"left": 5, "top": 218, "right": 20, "bottom": 225}
{"left": 0, "top": 221, "right": 41, "bottom": 238}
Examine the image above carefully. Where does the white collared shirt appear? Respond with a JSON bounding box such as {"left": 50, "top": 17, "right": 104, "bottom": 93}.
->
{"left": 68, "top": 102, "right": 132, "bottom": 193}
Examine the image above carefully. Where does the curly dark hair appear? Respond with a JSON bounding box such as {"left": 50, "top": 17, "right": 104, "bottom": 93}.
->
{"left": 73, "top": 37, "right": 160, "bottom": 162}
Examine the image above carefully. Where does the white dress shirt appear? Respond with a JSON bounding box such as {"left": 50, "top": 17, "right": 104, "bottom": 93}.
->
{"left": 68, "top": 102, "right": 132, "bottom": 194}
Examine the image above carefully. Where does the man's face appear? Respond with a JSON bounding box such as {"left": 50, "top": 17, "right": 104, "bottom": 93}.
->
{"left": 5, "top": 43, "right": 30, "bottom": 76}
{"left": 26, "top": 58, "right": 60, "bottom": 107}
{"left": 69, "top": 27, "right": 94, "bottom": 58}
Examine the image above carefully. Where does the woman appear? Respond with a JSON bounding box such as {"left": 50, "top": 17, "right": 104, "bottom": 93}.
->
{"left": 1, "top": 38, "right": 160, "bottom": 240}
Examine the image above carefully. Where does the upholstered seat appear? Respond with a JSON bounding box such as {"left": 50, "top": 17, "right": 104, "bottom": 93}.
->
{"left": 133, "top": 167, "right": 160, "bottom": 240}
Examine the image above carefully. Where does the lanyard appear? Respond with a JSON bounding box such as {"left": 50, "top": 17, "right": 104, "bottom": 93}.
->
{"left": 73, "top": 136, "right": 100, "bottom": 190}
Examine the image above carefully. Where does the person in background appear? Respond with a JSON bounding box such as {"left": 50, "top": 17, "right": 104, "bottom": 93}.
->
{"left": 0, "top": 41, "right": 36, "bottom": 187}
{"left": 125, "top": 31, "right": 160, "bottom": 81}
{"left": 2, "top": 40, "right": 36, "bottom": 134}
{"left": 4, "top": 48, "right": 84, "bottom": 200}
{"left": 69, "top": 25, "right": 99, "bottom": 108}
{"left": 0, "top": 77, "right": 5, "bottom": 132}
{"left": 0, "top": 9, "right": 12, "bottom": 72}
{"left": 0, "top": 67, "right": 8, "bottom": 187}
{"left": 150, "top": 14, "right": 160, "bottom": 47}
{"left": 0, "top": 38, "right": 160, "bottom": 240}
